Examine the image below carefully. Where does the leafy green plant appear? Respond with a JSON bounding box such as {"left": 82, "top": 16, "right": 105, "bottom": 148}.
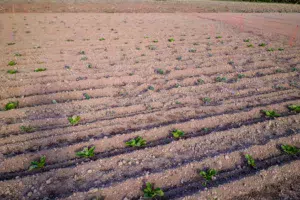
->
{"left": 81, "top": 56, "right": 88, "bottom": 61}
{"left": 7, "top": 42, "right": 15, "bottom": 45}
{"left": 7, "top": 69, "right": 18, "bottom": 74}
{"left": 200, "top": 169, "right": 217, "bottom": 185}
{"left": 143, "top": 182, "right": 164, "bottom": 198}
{"left": 247, "top": 44, "right": 254, "bottom": 48}
{"left": 99, "top": 38, "right": 105, "bottom": 41}
{"left": 215, "top": 36, "right": 222, "bottom": 39}
{"left": 261, "top": 110, "right": 280, "bottom": 118}
{"left": 288, "top": 104, "right": 300, "bottom": 113}
{"left": 15, "top": 53, "right": 22, "bottom": 56}
{"left": 66, "top": 39, "right": 74, "bottom": 42}
{"left": 20, "top": 125, "right": 35, "bottom": 133}
{"left": 76, "top": 146, "right": 95, "bottom": 158}
{"left": 5, "top": 101, "right": 19, "bottom": 110}
{"left": 87, "top": 63, "right": 93, "bottom": 68}
{"left": 215, "top": 76, "right": 227, "bottom": 82}
{"left": 245, "top": 154, "right": 256, "bottom": 168}
{"left": 155, "top": 68, "right": 164, "bottom": 75}
{"left": 267, "top": 48, "right": 275, "bottom": 52}
{"left": 148, "top": 45, "right": 157, "bottom": 50}
{"left": 193, "top": 42, "right": 199, "bottom": 45}
{"left": 237, "top": 74, "right": 245, "bottom": 79}
{"left": 291, "top": 67, "right": 298, "bottom": 72}
{"left": 172, "top": 129, "right": 185, "bottom": 139}
{"left": 196, "top": 79, "right": 205, "bottom": 85}
{"left": 79, "top": 50, "right": 85, "bottom": 55}
{"left": 153, "top": 40, "right": 158, "bottom": 43}
{"left": 203, "top": 97, "right": 211, "bottom": 103}
{"left": 243, "top": 39, "right": 250, "bottom": 42}
{"left": 68, "top": 115, "right": 81, "bottom": 125}
{"left": 168, "top": 38, "right": 175, "bottom": 42}
{"left": 278, "top": 48, "right": 284, "bottom": 51}
{"left": 83, "top": 93, "right": 91, "bottom": 100}
{"left": 189, "top": 48, "right": 197, "bottom": 53}
{"left": 34, "top": 68, "right": 47, "bottom": 72}
{"left": 281, "top": 144, "right": 299, "bottom": 155}
{"left": 29, "top": 156, "right": 46, "bottom": 171}
{"left": 8, "top": 61, "right": 17, "bottom": 66}
{"left": 258, "top": 43, "right": 267, "bottom": 47}
{"left": 125, "top": 136, "right": 146, "bottom": 147}
{"left": 148, "top": 86, "right": 155, "bottom": 91}
{"left": 228, "top": 61, "right": 234, "bottom": 65}
{"left": 275, "top": 69, "right": 283, "bottom": 73}
{"left": 207, "top": 37, "right": 211, "bottom": 39}
{"left": 176, "top": 56, "right": 182, "bottom": 61}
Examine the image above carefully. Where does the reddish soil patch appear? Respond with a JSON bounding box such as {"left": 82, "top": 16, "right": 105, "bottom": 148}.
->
{"left": 0, "top": 12, "right": 299, "bottom": 200}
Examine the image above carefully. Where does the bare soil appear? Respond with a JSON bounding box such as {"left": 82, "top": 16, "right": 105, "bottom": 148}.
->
{"left": 0, "top": 11, "right": 300, "bottom": 200}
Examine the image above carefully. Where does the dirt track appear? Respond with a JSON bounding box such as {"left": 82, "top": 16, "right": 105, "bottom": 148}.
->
{"left": 0, "top": 11, "right": 300, "bottom": 200}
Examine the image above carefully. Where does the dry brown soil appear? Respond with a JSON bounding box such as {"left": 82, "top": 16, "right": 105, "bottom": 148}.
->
{"left": 0, "top": 10, "right": 300, "bottom": 200}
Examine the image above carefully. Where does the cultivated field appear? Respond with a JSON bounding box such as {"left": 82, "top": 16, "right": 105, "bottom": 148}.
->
{"left": 0, "top": 12, "right": 300, "bottom": 200}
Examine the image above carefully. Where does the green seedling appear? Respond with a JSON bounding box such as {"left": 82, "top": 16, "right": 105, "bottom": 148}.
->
{"left": 29, "top": 156, "right": 46, "bottom": 171}
{"left": 172, "top": 129, "right": 185, "bottom": 139}
{"left": 143, "top": 182, "right": 164, "bottom": 198}
{"left": 176, "top": 56, "right": 182, "bottom": 61}
{"left": 200, "top": 169, "right": 217, "bottom": 186}
{"left": 153, "top": 40, "right": 158, "bottom": 43}
{"left": 228, "top": 61, "right": 234, "bottom": 65}
{"left": 203, "top": 128, "right": 210, "bottom": 133}
{"left": 288, "top": 105, "right": 300, "bottom": 113}
{"left": 83, "top": 93, "right": 91, "bottom": 100}
{"left": 278, "top": 48, "right": 284, "bottom": 51}
{"left": 7, "top": 69, "right": 18, "bottom": 74}
{"left": 79, "top": 50, "right": 85, "bottom": 55}
{"left": 7, "top": 42, "right": 15, "bottom": 45}
{"left": 20, "top": 125, "right": 35, "bottom": 133}
{"left": 174, "top": 83, "right": 180, "bottom": 88}
{"left": 87, "top": 63, "right": 93, "bottom": 68}
{"left": 175, "top": 101, "right": 182, "bottom": 104}
{"left": 76, "top": 146, "right": 95, "bottom": 158}
{"left": 247, "top": 44, "right": 254, "bottom": 48}
{"left": 148, "top": 45, "right": 157, "bottom": 50}
{"left": 189, "top": 48, "right": 196, "bottom": 53}
{"left": 245, "top": 154, "right": 256, "bottom": 168}
{"left": 66, "top": 39, "right": 74, "bottom": 42}
{"left": 215, "top": 76, "right": 227, "bottom": 82}
{"left": 261, "top": 110, "right": 280, "bottom": 118}
{"left": 275, "top": 69, "right": 283, "bottom": 73}
{"left": 207, "top": 37, "right": 211, "bottom": 39}
{"left": 237, "top": 74, "right": 245, "bottom": 79}
{"left": 99, "top": 38, "right": 105, "bottom": 41}
{"left": 14, "top": 53, "right": 22, "bottom": 56}
{"left": 34, "top": 68, "right": 46, "bottom": 72}
{"left": 8, "top": 61, "right": 17, "bottom": 66}
{"left": 80, "top": 57, "right": 88, "bottom": 61}
{"left": 5, "top": 101, "right": 19, "bottom": 110}
{"left": 243, "top": 39, "right": 250, "bottom": 42}
{"left": 193, "top": 42, "right": 199, "bottom": 45}
{"left": 125, "top": 136, "right": 146, "bottom": 147}
{"left": 148, "top": 86, "right": 154, "bottom": 91}
{"left": 291, "top": 67, "right": 298, "bottom": 72}
{"left": 215, "top": 36, "right": 222, "bottom": 39}
{"left": 168, "top": 38, "right": 175, "bottom": 42}
{"left": 141, "top": 54, "right": 146, "bottom": 56}
{"left": 258, "top": 43, "right": 267, "bottom": 47}
{"left": 180, "top": 38, "right": 185, "bottom": 41}
{"left": 196, "top": 79, "right": 205, "bottom": 85}
{"left": 203, "top": 97, "right": 211, "bottom": 103}
{"left": 267, "top": 48, "right": 275, "bottom": 52}
{"left": 281, "top": 144, "right": 299, "bottom": 155}
{"left": 68, "top": 115, "right": 81, "bottom": 125}
{"left": 155, "top": 68, "right": 164, "bottom": 75}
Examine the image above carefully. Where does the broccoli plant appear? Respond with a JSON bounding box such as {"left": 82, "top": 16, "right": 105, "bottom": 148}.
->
{"left": 20, "top": 125, "right": 35, "bottom": 133}
{"left": 215, "top": 76, "right": 227, "bottom": 82}
{"left": 281, "top": 144, "right": 299, "bottom": 155}
{"left": 243, "top": 39, "right": 250, "bottom": 42}
{"left": 7, "top": 69, "right": 18, "bottom": 74}
{"left": 5, "top": 101, "right": 19, "bottom": 110}
{"left": 99, "top": 38, "right": 105, "bottom": 41}
{"left": 168, "top": 38, "right": 175, "bottom": 42}
{"left": 247, "top": 44, "right": 254, "bottom": 48}
{"left": 278, "top": 48, "right": 284, "bottom": 51}
{"left": 29, "top": 156, "right": 46, "bottom": 171}
{"left": 288, "top": 105, "right": 300, "bottom": 113}
{"left": 83, "top": 93, "right": 91, "bottom": 100}
{"left": 148, "top": 86, "right": 155, "bottom": 91}
{"left": 76, "top": 146, "right": 95, "bottom": 158}
{"left": 68, "top": 116, "right": 81, "bottom": 125}
{"left": 155, "top": 68, "right": 164, "bottom": 75}
{"left": 245, "top": 154, "right": 256, "bottom": 168}
{"left": 261, "top": 110, "right": 280, "bottom": 118}
{"left": 153, "top": 40, "right": 158, "bottom": 43}
{"left": 203, "top": 97, "right": 211, "bottom": 104}
{"left": 34, "top": 68, "right": 47, "bottom": 72}
{"left": 258, "top": 43, "right": 267, "bottom": 47}
{"left": 125, "top": 136, "right": 146, "bottom": 147}
{"left": 143, "top": 182, "right": 164, "bottom": 198}
{"left": 199, "top": 169, "right": 217, "bottom": 186}
{"left": 14, "top": 53, "right": 22, "bottom": 56}
{"left": 8, "top": 61, "right": 17, "bottom": 66}
{"left": 237, "top": 74, "right": 245, "bottom": 79}
{"left": 172, "top": 129, "right": 185, "bottom": 139}
{"left": 215, "top": 36, "right": 222, "bottom": 39}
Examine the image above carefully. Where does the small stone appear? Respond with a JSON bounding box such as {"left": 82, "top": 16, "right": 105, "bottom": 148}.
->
{"left": 87, "top": 170, "right": 92, "bottom": 174}
{"left": 27, "top": 192, "right": 32, "bottom": 197}
{"left": 88, "top": 188, "right": 98, "bottom": 193}
{"left": 225, "top": 155, "right": 229, "bottom": 160}
{"left": 46, "top": 179, "right": 51, "bottom": 184}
